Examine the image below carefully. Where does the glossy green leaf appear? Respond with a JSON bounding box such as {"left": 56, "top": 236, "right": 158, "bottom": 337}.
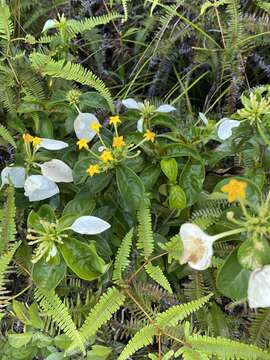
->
{"left": 160, "top": 158, "right": 178, "bottom": 182}
{"left": 116, "top": 165, "right": 145, "bottom": 212}
{"left": 216, "top": 249, "right": 251, "bottom": 301}
{"left": 169, "top": 185, "right": 186, "bottom": 209}
{"left": 238, "top": 236, "right": 270, "bottom": 270}
{"left": 32, "top": 257, "right": 66, "bottom": 291}
{"left": 8, "top": 333, "right": 33, "bottom": 348}
{"left": 59, "top": 237, "right": 109, "bottom": 281}
{"left": 140, "top": 165, "right": 161, "bottom": 191}
{"left": 180, "top": 159, "right": 205, "bottom": 206}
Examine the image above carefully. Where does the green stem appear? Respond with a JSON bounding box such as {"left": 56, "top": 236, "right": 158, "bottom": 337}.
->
{"left": 212, "top": 227, "right": 246, "bottom": 241}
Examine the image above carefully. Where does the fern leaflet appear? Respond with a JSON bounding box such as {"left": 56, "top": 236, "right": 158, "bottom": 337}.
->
{"left": 0, "top": 3, "right": 13, "bottom": 41}
{"left": 0, "top": 186, "right": 16, "bottom": 253}
{"left": 113, "top": 229, "right": 133, "bottom": 285}
{"left": 145, "top": 263, "right": 172, "bottom": 294}
{"left": 0, "top": 124, "right": 16, "bottom": 148}
{"left": 137, "top": 204, "right": 154, "bottom": 259}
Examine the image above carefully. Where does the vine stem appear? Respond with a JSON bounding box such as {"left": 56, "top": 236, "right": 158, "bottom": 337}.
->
{"left": 127, "top": 252, "right": 168, "bottom": 284}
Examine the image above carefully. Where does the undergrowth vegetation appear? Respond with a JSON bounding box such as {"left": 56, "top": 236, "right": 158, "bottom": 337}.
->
{"left": 1, "top": 0, "right": 270, "bottom": 359}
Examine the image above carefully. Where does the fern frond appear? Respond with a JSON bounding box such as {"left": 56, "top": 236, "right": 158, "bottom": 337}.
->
{"left": 188, "top": 334, "right": 270, "bottom": 360}
{"left": 175, "top": 346, "right": 209, "bottom": 359}
{"left": 145, "top": 263, "right": 172, "bottom": 294}
{"left": 137, "top": 204, "right": 154, "bottom": 259}
{"left": 0, "top": 242, "right": 20, "bottom": 320}
{"left": 67, "top": 12, "right": 121, "bottom": 34}
{"left": 29, "top": 53, "right": 114, "bottom": 112}
{"left": 0, "top": 3, "right": 14, "bottom": 41}
{"left": 0, "top": 124, "right": 16, "bottom": 148}
{"left": 249, "top": 308, "right": 270, "bottom": 348}
{"left": 0, "top": 186, "right": 16, "bottom": 253}
{"left": 118, "top": 324, "right": 156, "bottom": 360}
{"left": 113, "top": 229, "right": 133, "bottom": 285}
{"left": 155, "top": 293, "right": 212, "bottom": 328}
{"left": 34, "top": 288, "right": 85, "bottom": 353}
{"left": 78, "top": 287, "right": 126, "bottom": 343}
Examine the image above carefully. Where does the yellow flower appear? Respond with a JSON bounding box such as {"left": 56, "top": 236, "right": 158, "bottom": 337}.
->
{"left": 32, "top": 137, "right": 41, "bottom": 147}
{"left": 100, "top": 150, "right": 113, "bottom": 163}
{"left": 109, "top": 115, "right": 121, "bottom": 126}
{"left": 23, "top": 133, "right": 34, "bottom": 143}
{"left": 90, "top": 122, "right": 102, "bottom": 133}
{"left": 113, "top": 136, "right": 125, "bottom": 149}
{"left": 144, "top": 129, "right": 155, "bottom": 142}
{"left": 221, "top": 179, "right": 247, "bottom": 203}
{"left": 86, "top": 164, "right": 100, "bottom": 177}
{"left": 77, "top": 138, "right": 89, "bottom": 150}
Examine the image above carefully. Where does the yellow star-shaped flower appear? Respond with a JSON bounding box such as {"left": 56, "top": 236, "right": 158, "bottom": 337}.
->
{"left": 23, "top": 133, "right": 34, "bottom": 143}
{"left": 90, "top": 122, "right": 102, "bottom": 133}
{"left": 109, "top": 115, "right": 121, "bottom": 126}
{"left": 77, "top": 138, "right": 89, "bottom": 150}
{"left": 32, "top": 137, "right": 41, "bottom": 147}
{"left": 100, "top": 150, "right": 113, "bottom": 163}
{"left": 221, "top": 179, "right": 247, "bottom": 203}
{"left": 144, "top": 129, "right": 155, "bottom": 142}
{"left": 86, "top": 164, "right": 100, "bottom": 177}
{"left": 113, "top": 136, "right": 125, "bottom": 149}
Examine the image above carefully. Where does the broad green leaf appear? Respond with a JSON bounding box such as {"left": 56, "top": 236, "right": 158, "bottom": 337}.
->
{"left": 32, "top": 257, "right": 66, "bottom": 291}
{"left": 116, "top": 165, "right": 145, "bottom": 212}
{"left": 63, "top": 197, "right": 95, "bottom": 216}
{"left": 59, "top": 238, "right": 109, "bottom": 281}
{"left": 140, "top": 164, "right": 161, "bottom": 191}
{"left": 12, "top": 300, "right": 31, "bottom": 325}
{"left": 8, "top": 332, "right": 33, "bottom": 348}
{"left": 216, "top": 249, "right": 251, "bottom": 300}
{"left": 161, "top": 143, "right": 202, "bottom": 161}
{"left": 169, "top": 185, "right": 186, "bottom": 209}
{"left": 238, "top": 236, "right": 270, "bottom": 270}
{"left": 29, "top": 303, "right": 44, "bottom": 329}
{"left": 87, "top": 345, "right": 112, "bottom": 360}
{"left": 180, "top": 159, "right": 205, "bottom": 206}
{"left": 160, "top": 158, "right": 178, "bottom": 182}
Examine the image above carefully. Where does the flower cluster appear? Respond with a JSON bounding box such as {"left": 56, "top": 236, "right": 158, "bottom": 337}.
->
{"left": 1, "top": 134, "right": 73, "bottom": 201}
{"left": 74, "top": 113, "right": 156, "bottom": 177}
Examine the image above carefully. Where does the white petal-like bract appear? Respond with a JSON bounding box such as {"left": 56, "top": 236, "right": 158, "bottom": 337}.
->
{"left": 122, "top": 98, "right": 140, "bottom": 109}
{"left": 42, "top": 19, "right": 57, "bottom": 32}
{"left": 70, "top": 216, "right": 111, "bottom": 235}
{"left": 217, "top": 118, "right": 240, "bottom": 140}
{"left": 40, "top": 159, "right": 73, "bottom": 183}
{"left": 137, "top": 117, "right": 144, "bottom": 133}
{"left": 74, "top": 112, "right": 100, "bottom": 141}
{"left": 39, "top": 138, "right": 69, "bottom": 150}
{"left": 179, "top": 223, "right": 215, "bottom": 270}
{"left": 156, "top": 104, "right": 176, "bottom": 113}
{"left": 24, "top": 175, "right": 59, "bottom": 202}
{"left": 1, "top": 166, "right": 26, "bottom": 188}
{"left": 199, "top": 112, "right": 208, "bottom": 125}
{"left": 248, "top": 266, "right": 270, "bottom": 308}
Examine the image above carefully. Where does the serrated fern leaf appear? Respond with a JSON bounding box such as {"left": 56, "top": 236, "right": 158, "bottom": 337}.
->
{"left": 0, "top": 186, "right": 16, "bottom": 253}
{"left": 34, "top": 288, "right": 85, "bottom": 353}
{"left": 0, "top": 3, "right": 13, "bottom": 41}
{"left": 137, "top": 205, "right": 154, "bottom": 259}
{"left": 0, "top": 242, "right": 21, "bottom": 319}
{"left": 145, "top": 263, "right": 172, "bottom": 294}
{"left": 250, "top": 308, "right": 270, "bottom": 347}
{"left": 155, "top": 293, "right": 212, "bottom": 328}
{"left": 175, "top": 346, "right": 209, "bottom": 360}
{"left": 0, "top": 124, "right": 16, "bottom": 148}
{"left": 118, "top": 324, "right": 156, "bottom": 360}
{"left": 113, "top": 229, "right": 133, "bottom": 285}
{"left": 30, "top": 53, "right": 114, "bottom": 112}
{"left": 78, "top": 287, "right": 126, "bottom": 342}
{"left": 188, "top": 335, "right": 270, "bottom": 360}
{"left": 67, "top": 12, "right": 121, "bottom": 34}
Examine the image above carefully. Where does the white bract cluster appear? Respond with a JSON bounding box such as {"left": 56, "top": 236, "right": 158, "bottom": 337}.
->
{"left": 1, "top": 138, "right": 73, "bottom": 202}
{"left": 122, "top": 98, "right": 176, "bottom": 132}
{"left": 73, "top": 112, "right": 100, "bottom": 141}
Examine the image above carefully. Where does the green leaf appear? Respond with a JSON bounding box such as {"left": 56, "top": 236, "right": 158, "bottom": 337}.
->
{"left": 140, "top": 165, "right": 161, "bottom": 191}
{"left": 8, "top": 333, "right": 33, "bottom": 348}
{"left": 59, "top": 238, "right": 109, "bottom": 281}
{"left": 32, "top": 257, "right": 66, "bottom": 291}
{"left": 145, "top": 263, "right": 173, "bottom": 294}
{"left": 169, "top": 185, "right": 186, "bottom": 209}
{"left": 87, "top": 345, "right": 112, "bottom": 360}
{"left": 12, "top": 300, "right": 31, "bottom": 325}
{"left": 160, "top": 158, "right": 178, "bottom": 182}
{"left": 159, "top": 234, "right": 183, "bottom": 264}
{"left": 216, "top": 249, "right": 251, "bottom": 300}
{"left": 161, "top": 144, "right": 202, "bottom": 161}
{"left": 116, "top": 165, "right": 145, "bottom": 213}
{"left": 28, "top": 303, "right": 44, "bottom": 329}
{"left": 180, "top": 159, "right": 205, "bottom": 206}
{"left": 238, "top": 236, "right": 270, "bottom": 270}
{"left": 63, "top": 197, "right": 96, "bottom": 216}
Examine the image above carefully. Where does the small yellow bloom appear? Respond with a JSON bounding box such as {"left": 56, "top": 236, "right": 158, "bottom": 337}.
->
{"left": 23, "top": 133, "right": 34, "bottom": 143}
{"left": 100, "top": 150, "right": 113, "bottom": 163}
{"left": 113, "top": 136, "right": 125, "bottom": 149}
{"left": 77, "top": 138, "right": 89, "bottom": 150}
{"left": 109, "top": 115, "right": 121, "bottom": 126}
{"left": 221, "top": 179, "right": 247, "bottom": 203}
{"left": 32, "top": 137, "right": 41, "bottom": 147}
{"left": 144, "top": 129, "right": 155, "bottom": 142}
{"left": 86, "top": 164, "right": 100, "bottom": 177}
{"left": 90, "top": 122, "right": 102, "bottom": 133}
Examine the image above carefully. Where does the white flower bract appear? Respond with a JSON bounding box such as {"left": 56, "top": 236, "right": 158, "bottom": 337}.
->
{"left": 1, "top": 166, "right": 26, "bottom": 188}
{"left": 74, "top": 112, "right": 100, "bottom": 141}
{"left": 70, "top": 216, "right": 111, "bottom": 235}
{"left": 39, "top": 159, "right": 73, "bottom": 183}
{"left": 38, "top": 138, "right": 69, "bottom": 150}
{"left": 217, "top": 118, "right": 240, "bottom": 140}
{"left": 179, "top": 223, "right": 215, "bottom": 270}
{"left": 24, "top": 175, "right": 59, "bottom": 202}
{"left": 248, "top": 266, "right": 270, "bottom": 308}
